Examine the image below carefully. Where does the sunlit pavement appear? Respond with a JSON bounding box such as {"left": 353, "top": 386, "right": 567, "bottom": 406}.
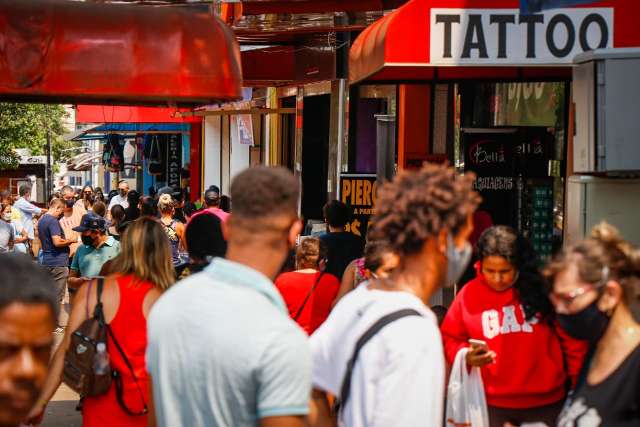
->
{"left": 39, "top": 293, "right": 82, "bottom": 427}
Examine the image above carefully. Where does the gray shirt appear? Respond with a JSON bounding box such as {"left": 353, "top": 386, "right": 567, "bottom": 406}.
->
{"left": 147, "top": 258, "right": 311, "bottom": 427}
{"left": 0, "top": 221, "right": 13, "bottom": 252}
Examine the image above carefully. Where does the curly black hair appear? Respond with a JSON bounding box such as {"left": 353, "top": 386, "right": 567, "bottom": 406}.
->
{"left": 369, "top": 163, "right": 480, "bottom": 256}
{"left": 477, "top": 226, "right": 553, "bottom": 321}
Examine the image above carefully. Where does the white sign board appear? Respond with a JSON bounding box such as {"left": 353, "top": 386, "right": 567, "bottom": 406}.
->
{"left": 430, "top": 8, "right": 613, "bottom": 65}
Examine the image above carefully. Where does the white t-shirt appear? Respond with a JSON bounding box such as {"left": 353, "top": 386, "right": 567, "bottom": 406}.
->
{"left": 310, "top": 285, "right": 444, "bottom": 427}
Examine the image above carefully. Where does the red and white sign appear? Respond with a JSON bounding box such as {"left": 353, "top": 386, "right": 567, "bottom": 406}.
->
{"left": 430, "top": 8, "right": 613, "bottom": 65}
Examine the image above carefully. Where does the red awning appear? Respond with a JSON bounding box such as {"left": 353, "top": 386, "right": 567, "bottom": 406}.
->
{"left": 0, "top": 0, "right": 242, "bottom": 106}
{"left": 350, "top": 0, "right": 640, "bottom": 83}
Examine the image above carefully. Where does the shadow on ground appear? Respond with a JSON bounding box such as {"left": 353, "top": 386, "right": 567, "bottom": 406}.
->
{"left": 40, "top": 400, "right": 82, "bottom": 427}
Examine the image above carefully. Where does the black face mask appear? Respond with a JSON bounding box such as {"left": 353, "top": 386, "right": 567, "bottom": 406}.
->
{"left": 557, "top": 299, "right": 611, "bottom": 343}
{"left": 81, "top": 235, "right": 95, "bottom": 247}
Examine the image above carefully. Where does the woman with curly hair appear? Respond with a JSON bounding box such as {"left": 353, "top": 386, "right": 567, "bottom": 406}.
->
{"left": 441, "top": 225, "right": 587, "bottom": 427}
{"left": 310, "top": 163, "right": 480, "bottom": 427}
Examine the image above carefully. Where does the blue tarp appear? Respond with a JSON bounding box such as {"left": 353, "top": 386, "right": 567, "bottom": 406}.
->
{"left": 520, "top": 0, "right": 596, "bottom": 14}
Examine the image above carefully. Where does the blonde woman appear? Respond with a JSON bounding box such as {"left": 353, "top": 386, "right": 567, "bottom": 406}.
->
{"left": 27, "top": 218, "right": 175, "bottom": 427}
{"left": 158, "top": 194, "right": 186, "bottom": 268}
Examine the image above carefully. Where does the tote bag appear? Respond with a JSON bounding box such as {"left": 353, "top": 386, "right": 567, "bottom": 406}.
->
{"left": 446, "top": 347, "right": 490, "bottom": 427}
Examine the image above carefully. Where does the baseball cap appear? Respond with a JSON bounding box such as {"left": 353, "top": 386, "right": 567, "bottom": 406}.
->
{"left": 73, "top": 213, "right": 107, "bottom": 233}
{"left": 204, "top": 185, "right": 220, "bottom": 204}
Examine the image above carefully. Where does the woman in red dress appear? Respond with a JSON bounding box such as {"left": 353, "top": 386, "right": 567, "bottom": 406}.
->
{"left": 276, "top": 237, "right": 340, "bottom": 335}
{"left": 27, "top": 217, "right": 175, "bottom": 426}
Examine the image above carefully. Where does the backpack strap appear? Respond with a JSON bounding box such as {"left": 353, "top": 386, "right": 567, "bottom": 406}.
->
{"left": 91, "top": 277, "right": 148, "bottom": 416}
{"left": 107, "top": 326, "right": 148, "bottom": 416}
{"left": 336, "top": 308, "right": 422, "bottom": 416}
{"left": 92, "top": 278, "right": 106, "bottom": 325}
{"left": 293, "top": 271, "right": 325, "bottom": 321}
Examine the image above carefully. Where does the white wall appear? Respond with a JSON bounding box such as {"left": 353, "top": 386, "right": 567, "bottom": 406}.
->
{"left": 203, "top": 116, "right": 222, "bottom": 191}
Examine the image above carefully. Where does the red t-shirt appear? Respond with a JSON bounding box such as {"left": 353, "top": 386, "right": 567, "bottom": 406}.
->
{"left": 275, "top": 271, "right": 340, "bottom": 335}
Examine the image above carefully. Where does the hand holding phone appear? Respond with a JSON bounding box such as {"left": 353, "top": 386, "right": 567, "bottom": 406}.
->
{"left": 466, "top": 338, "right": 496, "bottom": 367}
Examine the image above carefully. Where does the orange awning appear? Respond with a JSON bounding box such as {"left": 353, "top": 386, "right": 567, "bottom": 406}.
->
{"left": 350, "top": 0, "right": 640, "bottom": 83}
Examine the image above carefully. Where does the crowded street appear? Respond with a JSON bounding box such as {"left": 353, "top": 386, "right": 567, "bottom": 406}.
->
{"left": 1, "top": 1, "right": 639, "bottom": 427}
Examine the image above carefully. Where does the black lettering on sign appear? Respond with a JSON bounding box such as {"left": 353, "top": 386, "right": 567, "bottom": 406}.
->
{"left": 519, "top": 14, "right": 544, "bottom": 59}
{"left": 579, "top": 13, "right": 609, "bottom": 51}
{"left": 462, "top": 15, "right": 488, "bottom": 59}
{"left": 435, "top": 14, "right": 461, "bottom": 58}
{"left": 490, "top": 15, "right": 516, "bottom": 59}
{"left": 547, "top": 14, "right": 575, "bottom": 58}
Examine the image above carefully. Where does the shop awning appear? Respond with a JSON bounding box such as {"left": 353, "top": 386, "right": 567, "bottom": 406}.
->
{"left": 350, "top": 0, "right": 640, "bottom": 83}
{"left": 0, "top": 0, "right": 242, "bottom": 107}
{"left": 66, "top": 123, "right": 191, "bottom": 142}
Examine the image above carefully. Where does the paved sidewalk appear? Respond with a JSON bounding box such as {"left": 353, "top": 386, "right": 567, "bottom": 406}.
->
{"left": 40, "top": 385, "right": 81, "bottom": 427}
{"left": 37, "top": 295, "right": 82, "bottom": 427}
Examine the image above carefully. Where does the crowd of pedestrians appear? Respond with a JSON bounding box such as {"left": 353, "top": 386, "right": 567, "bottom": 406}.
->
{"left": 0, "top": 163, "right": 638, "bottom": 427}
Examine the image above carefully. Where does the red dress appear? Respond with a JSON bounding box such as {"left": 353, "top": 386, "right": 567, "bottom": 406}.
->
{"left": 275, "top": 271, "right": 340, "bottom": 335}
{"left": 82, "top": 275, "right": 153, "bottom": 427}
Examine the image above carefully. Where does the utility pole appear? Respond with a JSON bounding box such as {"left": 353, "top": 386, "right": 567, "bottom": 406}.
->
{"left": 46, "top": 129, "right": 52, "bottom": 197}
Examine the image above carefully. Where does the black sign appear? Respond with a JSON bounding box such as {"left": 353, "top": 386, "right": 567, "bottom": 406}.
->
{"left": 167, "top": 134, "right": 182, "bottom": 189}
{"left": 339, "top": 174, "right": 377, "bottom": 238}
{"left": 463, "top": 128, "right": 554, "bottom": 227}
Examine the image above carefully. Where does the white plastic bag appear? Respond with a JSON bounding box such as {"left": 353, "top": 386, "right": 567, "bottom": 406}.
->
{"left": 446, "top": 347, "right": 490, "bottom": 427}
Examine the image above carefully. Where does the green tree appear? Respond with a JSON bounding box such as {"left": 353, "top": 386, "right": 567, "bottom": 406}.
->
{"left": 0, "top": 103, "right": 77, "bottom": 169}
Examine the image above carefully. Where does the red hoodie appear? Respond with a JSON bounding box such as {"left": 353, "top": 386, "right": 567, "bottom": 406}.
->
{"left": 441, "top": 263, "right": 587, "bottom": 409}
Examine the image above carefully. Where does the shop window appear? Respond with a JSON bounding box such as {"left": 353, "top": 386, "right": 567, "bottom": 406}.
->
{"left": 454, "top": 82, "right": 569, "bottom": 262}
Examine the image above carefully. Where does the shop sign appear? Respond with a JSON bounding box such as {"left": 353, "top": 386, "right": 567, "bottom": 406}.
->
{"left": 167, "top": 134, "right": 182, "bottom": 189}
{"left": 19, "top": 156, "right": 47, "bottom": 165}
{"left": 430, "top": 8, "right": 613, "bottom": 65}
{"left": 237, "top": 114, "right": 254, "bottom": 146}
{"left": 339, "top": 174, "right": 377, "bottom": 238}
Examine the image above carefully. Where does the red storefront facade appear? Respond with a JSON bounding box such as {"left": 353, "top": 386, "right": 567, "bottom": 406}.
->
{"left": 348, "top": 0, "right": 640, "bottom": 266}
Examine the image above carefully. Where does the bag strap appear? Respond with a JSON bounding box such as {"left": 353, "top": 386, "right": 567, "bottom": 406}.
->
{"left": 107, "top": 326, "right": 148, "bottom": 416}
{"left": 92, "top": 278, "right": 105, "bottom": 324}
{"left": 337, "top": 308, "right": 422, "bottom": 414}
{"left": 293, "top": 271, "right": 325, "bottom": 321}
{"left": 92, "top": 277, "right": 148, "bottom": 416}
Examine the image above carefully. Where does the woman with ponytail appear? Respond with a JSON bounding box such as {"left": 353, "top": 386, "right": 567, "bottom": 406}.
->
{"left": 441, "top": 226, "right": 587, "bottom": 427}
{"left": 546, "top": 222, "right": 640, "bottom": 426}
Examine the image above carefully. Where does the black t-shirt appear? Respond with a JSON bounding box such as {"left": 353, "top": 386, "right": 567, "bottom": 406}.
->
{"left": 558, "top": 344, "right": 640, "bottom": 426}
{"left": 124, "top": 206, "right": 140, "bottom": 222}
{"left": 319, "top": 232, "right": 364, "bottom": 280}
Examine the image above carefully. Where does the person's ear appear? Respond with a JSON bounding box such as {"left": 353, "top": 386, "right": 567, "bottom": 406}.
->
{"left": 599, "top": 280, "right": 624, "bottom": 315}
{"left": 288, "top": 219, "right": 303, "bottom": 248}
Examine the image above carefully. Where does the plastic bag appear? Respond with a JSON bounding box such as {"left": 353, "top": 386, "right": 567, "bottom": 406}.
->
{"left": 446, "top": 347, "right": 490, "bottom": 427}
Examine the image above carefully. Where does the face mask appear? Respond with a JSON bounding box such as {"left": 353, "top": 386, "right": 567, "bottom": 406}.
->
{"left": 445, "top": 234, "right": 472, "bottom": 288}
{"left": 81, "top": 234, "right": 95, "bottom": 246}
{"left": 557, "top": 298, "right": 610, "bottom": 342}
{"left": 2, "top": 213, "right": 11, "bottom": 222}
{"left": 119, "top": 190, "right": 127, "bottom": 197}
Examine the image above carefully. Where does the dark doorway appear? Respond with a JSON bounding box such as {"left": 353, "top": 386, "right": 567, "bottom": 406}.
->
{"left": 301, "top": 94, "right": 331, "bottom": 222}
{"left": 280, "top": 96, "right": 296, "bottom": 171}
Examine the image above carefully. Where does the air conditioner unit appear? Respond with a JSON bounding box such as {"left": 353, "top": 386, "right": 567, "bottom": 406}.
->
{"left": 573, "top": 48, "right": 640, "bottom": 174}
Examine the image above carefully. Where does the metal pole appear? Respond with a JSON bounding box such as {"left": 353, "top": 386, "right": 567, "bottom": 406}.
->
{"left": 46, "top": 129, "right": 52, "bottom": 198}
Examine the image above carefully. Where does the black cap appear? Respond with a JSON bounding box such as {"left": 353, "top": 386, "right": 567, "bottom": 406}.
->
{"left": 204, "top": 185, "right": 220, "bottom": 205}
{"left": 72, "top": 213, "right": 106, "bottom": 233}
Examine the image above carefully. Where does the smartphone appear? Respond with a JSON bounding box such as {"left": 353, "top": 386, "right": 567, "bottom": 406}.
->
{"left": 468, "top": 338, "right": 489, "bottom": 352}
